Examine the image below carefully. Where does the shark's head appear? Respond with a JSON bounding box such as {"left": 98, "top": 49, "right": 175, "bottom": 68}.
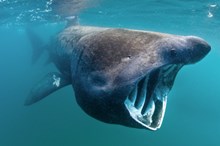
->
{"left": 123, "top": 35, "right": 211, "bottom": 130}
{"left": 72, "top": 29, "right": 211, "bottom": 130}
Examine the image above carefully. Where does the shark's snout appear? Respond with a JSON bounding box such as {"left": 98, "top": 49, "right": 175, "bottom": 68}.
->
{"left": 161, "top": 36, "right": 211, "bottom": 65}
{"left": 185, "top": 36, "right": 211, "bottom": 64}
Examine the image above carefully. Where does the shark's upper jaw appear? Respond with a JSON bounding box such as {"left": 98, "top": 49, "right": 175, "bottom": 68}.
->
{"left": 124, "top": 64, "right": 183, "bottom": 130}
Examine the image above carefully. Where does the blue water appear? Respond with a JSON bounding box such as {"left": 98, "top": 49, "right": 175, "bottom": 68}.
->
{"left": 0, "top": 0, "right": 220, "bottom": 146}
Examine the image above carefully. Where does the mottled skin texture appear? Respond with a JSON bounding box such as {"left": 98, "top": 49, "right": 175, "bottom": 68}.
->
{"left": 55, "top": 27, "right": 164, "bottom": 127}
{"left": 51, "top": 26, "right": 209, "bottom": 128}
{"left": 26, "top": 25, "right": 211, "bottom": 129}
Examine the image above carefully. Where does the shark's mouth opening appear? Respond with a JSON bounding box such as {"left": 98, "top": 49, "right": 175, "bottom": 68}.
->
{"left": 124, "top": 64, "right": 183, "bottom": 130}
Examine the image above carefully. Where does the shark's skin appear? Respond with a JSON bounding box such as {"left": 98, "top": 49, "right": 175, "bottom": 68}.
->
{"left": 25, "top": 25, "right": 211, "bottom": 131}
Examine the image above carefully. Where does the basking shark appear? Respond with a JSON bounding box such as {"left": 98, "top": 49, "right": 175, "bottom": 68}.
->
{"left": 25, "top": 25, "right": 211, "bottom": 131}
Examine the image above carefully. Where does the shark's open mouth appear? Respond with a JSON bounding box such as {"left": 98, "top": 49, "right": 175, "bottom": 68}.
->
{"left": 124, "top": 64, "right": 183, "bottom": 130}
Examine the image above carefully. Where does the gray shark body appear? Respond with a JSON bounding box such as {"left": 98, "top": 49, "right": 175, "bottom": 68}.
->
{"left": 25, "top": 25, "right": 211, "bottom": 130}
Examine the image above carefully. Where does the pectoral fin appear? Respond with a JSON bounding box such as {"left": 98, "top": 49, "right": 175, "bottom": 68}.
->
{"left": 24, "top": 72, "right": 71, "bottom": 106}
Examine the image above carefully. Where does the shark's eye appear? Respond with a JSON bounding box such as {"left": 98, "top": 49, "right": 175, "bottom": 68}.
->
{"left": 170, "top": 49, "right": 177, "bottom": 57}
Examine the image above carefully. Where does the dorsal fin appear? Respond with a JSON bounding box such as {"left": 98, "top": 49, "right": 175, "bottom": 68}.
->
{"left": 26, "top": 27, "right": 46, "bottom": 64}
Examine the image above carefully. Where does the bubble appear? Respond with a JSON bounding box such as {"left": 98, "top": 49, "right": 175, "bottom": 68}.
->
{"left": 207, "top": 11, "right": 213, "bottom": 18}
{"left": 209, "top": 4, "right": 217, "bottom": 8}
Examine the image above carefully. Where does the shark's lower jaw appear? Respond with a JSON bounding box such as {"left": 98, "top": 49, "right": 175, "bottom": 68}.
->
{"left": 124, "top": 64, "right": 183, "bottom": 131}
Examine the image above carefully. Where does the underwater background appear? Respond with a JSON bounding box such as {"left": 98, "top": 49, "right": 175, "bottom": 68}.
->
{"left": 0, "top": 0, "right": 220, "bottom": 146}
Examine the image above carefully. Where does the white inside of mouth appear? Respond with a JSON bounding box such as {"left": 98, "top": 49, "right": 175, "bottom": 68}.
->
{"left": 124, "top": 64, "right": 182, "bottom": 130}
